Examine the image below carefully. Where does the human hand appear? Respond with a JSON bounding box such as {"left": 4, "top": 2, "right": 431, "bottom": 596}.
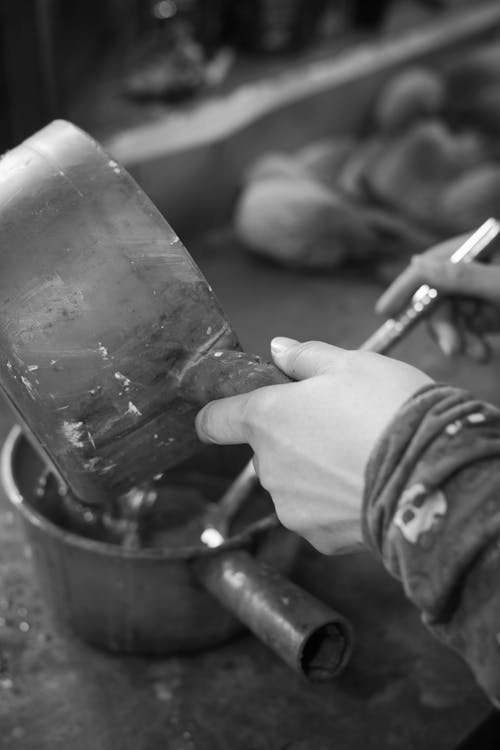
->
{"left": 376, "top": 233, "right": 500, "bottom": 360}
{"left": 195, "top": 339, "right": 431, "bottom": 555}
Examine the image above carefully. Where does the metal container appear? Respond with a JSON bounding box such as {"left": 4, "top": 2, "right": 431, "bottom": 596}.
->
{"left": 2, "top": 426, "right": 300, "bottom": 655}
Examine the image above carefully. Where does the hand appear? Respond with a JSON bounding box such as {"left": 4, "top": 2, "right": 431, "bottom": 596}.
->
{"left": 195, "top": 339, "right": 431, "bottom": 555}
{"left": 376, "top": 233, "right": 500, "bottom": 360}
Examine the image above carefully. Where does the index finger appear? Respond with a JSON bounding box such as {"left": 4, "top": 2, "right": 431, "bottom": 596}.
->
{"left": 195, "top": 392, "right": 253, "bottom": 445}
{"left": 375, "top": 236, "right": 468, "bottom": 317}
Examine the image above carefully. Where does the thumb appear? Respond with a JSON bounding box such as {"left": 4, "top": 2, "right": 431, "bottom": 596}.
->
{"left": 270, "top": 337, "right": 348, "bottom": 380}
{"left": 413, "top": 257, "right": 500, "bottom": 304}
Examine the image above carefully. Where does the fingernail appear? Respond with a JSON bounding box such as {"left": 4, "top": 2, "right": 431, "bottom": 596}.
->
{"left": 195, "top": 407, "right": 216, "bottom": 443}
{"left": 271, "top": 337, "right": 298, "bottom": 356}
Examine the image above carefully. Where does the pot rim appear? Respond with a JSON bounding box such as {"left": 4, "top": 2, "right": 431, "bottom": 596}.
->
{"left": 1, "top": 425, "right": 278, "bottom": 561}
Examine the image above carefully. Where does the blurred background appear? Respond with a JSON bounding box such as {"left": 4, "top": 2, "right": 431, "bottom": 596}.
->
{"left": 2, "top": 0, "right": 499, "bottom": 258}
{"left": 2, "top": 0, "right": 499, "bottom": 253}
{"left": 0, "top": 0, "right": 443, "bottom": 147}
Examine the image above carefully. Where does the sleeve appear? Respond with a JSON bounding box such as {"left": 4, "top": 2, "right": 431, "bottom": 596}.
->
{"left": 363, "top": 382, "right": 500, "bottom": 706}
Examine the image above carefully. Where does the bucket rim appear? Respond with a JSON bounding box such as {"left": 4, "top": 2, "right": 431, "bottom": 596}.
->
{"left": 1, "top": 425, "right": 278, "bottom": 560}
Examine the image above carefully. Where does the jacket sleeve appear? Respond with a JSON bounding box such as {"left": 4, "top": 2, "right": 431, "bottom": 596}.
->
{"left": 363, "top": 383, "right": 500, "bottom": 705}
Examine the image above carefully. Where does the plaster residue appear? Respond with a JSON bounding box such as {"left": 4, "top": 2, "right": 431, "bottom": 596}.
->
{"left": 10, "top": 275, "right": 85, "bottom": 346}
{"left": 201, "top": 527, "right": 224, "bottom": 548}
{"left": 20, "top": 376, "right": 35, "bottom": 399}
{"left": 114, "top": 371, "right": 131, "bottom": 390}
{"left": 61, "top": 420, "right": 86, "bottom": 448}
{"left": 100, "top": 462, "right": 117, "bottom": 474}
{"left": 108, "top": 159, "right": 121, "bottom": 174}
{"left": 97, "top": 342, "right": 109, "bottom": 360}
{"left": 126, "top": 401, "right": 142, "bottom": 417}
{"left": 122, "top": 486, "right": 157, "bottom": 513}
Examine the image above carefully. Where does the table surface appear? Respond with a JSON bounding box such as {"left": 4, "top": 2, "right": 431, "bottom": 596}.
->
{"left": 1, "top": 234, "right": 498, "bottom": 749}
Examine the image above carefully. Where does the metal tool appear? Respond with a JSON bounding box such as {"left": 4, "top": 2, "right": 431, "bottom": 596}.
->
{"left": 0, "top": 120, "right": 291, "bottom": 508}
{"left": 201, "top": 459, "right": 257, "bottom": 548}
{"left": 360, "top": 218, "right": 500, "bottom": 354}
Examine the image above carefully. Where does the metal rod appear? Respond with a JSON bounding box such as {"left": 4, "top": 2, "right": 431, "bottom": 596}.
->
{"left": 201, "top": 460, "right": 258, "bottom": 547}
{"left": 360, "top": 218, "right": 500, "bottom": 355}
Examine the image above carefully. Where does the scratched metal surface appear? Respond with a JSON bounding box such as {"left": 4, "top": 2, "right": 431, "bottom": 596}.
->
{"left": 1, "top": 233, "right": 498, "bottom": 748}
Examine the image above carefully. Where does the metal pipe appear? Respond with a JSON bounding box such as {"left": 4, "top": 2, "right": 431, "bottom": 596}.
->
{"left": 195, "top": 549, "right": 352, "bottom": 681}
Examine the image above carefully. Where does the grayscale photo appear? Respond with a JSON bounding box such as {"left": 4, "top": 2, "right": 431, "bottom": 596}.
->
{"left": 0, "top": 1, "right": 499, "bottom": 748}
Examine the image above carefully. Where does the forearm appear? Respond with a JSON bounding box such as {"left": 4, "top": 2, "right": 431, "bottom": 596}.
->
{"left": 363, "top": 383, "right": 500, "bottom": 705}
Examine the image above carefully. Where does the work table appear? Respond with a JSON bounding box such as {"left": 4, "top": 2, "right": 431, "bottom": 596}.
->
{"left": 1, "top": 233, "right": 498, "bottom": 749}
